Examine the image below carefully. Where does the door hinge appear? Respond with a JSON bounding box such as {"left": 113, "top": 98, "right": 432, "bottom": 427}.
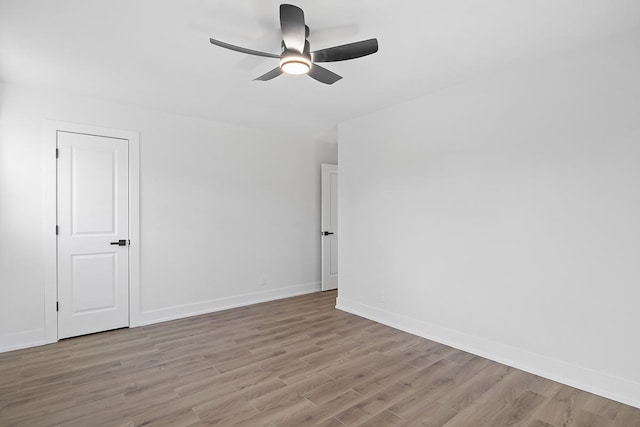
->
{"left": 56, "top": 225, "right": 59, "bottom": 235}
{"left": 56, "top": 302, "right": 59, "bottom": 312}
{"left": 56, "top": 148, "right": 59, "bottom": 158}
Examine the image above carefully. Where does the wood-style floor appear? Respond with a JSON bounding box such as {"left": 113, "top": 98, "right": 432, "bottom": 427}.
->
{"left": 1, "top": 291, "right": 639, "bottom": 427}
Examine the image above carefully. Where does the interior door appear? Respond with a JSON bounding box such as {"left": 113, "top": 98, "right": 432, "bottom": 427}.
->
{"left": 321, "top": 164, "right": 338, "bottom": 291}
{"left": 57, "top": 131, "right": 129, "bottom": 339}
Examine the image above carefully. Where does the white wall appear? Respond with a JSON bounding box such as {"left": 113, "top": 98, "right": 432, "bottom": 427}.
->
{"left": 338, "top": 31, "right": 640, "bottom": 408}
{"left": 0, "top": 82, "right": 336, "bottom": 350}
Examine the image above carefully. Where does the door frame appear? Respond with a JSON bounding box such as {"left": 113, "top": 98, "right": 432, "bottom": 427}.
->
{"left": 43, "top": 120, "right": 141, "bottom": 343}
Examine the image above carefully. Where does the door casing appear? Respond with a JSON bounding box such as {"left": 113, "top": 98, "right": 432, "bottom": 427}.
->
{"left": 43, "top": 120, "right": 140, "bottom": 343}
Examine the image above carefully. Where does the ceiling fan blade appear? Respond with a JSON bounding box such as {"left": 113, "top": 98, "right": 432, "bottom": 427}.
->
{"left": 308, "top": 65, "right": 342, "bottom": 85}
{"left": 254, "top": 67, "right": 283, "bottom": 81}
{"left": 209, "top": 38, "right": 280, "bottom": 58}
{"left": 312, "top": 38, "right": 379, "bottom": 62}
{"left": 280, "top": 4, "right": 306, "bottom": 53}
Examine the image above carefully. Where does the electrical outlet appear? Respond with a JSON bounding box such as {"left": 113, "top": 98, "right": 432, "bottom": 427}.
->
{"left": 259, "top": 275, "right": 266, "bottom": 287}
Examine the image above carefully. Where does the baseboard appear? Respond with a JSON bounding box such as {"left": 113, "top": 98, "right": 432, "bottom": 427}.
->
{"left": 139, "top": 282, "right": 321, "bottom": 326}
{"left": 336, "top": 297, "right": 640, "bottom": 409}
{"left": 0, "top": 328, "right": 54, "bottom": 353}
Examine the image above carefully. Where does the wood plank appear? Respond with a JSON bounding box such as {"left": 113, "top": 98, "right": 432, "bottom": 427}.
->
{"left": 334, "top": 382, "right": 413, "bottom": 425}
{"left": 488, "top": 390, "right": 548, "bottom": 425}
{"left": 536, "top": 385, "right": 594, "bottom": 426}
{"left": 396, "top": 399, "right": 458, "bottom": 427}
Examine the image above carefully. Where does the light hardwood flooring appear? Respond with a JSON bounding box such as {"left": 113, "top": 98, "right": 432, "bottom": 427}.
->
{"left": 1, "top": 291, "right": 639, "bottom": 426}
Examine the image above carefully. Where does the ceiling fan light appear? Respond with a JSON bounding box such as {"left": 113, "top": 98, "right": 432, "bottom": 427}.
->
{"left": 280, "top": 55, "right": 312, "bottom": 75}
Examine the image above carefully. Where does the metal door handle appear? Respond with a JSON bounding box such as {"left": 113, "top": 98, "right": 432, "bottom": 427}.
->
{"left": 110, "top": 240, "right": 127, "bottom": 246}
{"left": 322, "top": 231, "right": 334, "bottom": 236}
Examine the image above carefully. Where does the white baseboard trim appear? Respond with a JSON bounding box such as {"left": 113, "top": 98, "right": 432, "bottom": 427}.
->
{"left": 0, "top": 328, "right": 54, "bottom": 353}
{"left": 336, "top": 297, "right": 640, "bottom": 410}
{"left": 139, "top": 282, "right": 322, "bottom": 326}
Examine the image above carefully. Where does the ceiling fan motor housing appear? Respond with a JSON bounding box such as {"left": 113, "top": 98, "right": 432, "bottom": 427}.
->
{"left": 280, "top": 38, "right": 312, "bottom": 75}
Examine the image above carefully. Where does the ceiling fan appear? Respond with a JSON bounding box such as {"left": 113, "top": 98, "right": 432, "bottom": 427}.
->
{"left": 209, "top": 4, "right": 379, "bottom": 85}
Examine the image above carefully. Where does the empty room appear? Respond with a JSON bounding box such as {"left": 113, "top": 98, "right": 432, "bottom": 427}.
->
{"left": 1, "top": 0, "right": 639, "bottom": 426}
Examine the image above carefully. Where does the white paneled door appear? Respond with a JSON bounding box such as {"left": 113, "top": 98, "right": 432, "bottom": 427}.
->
{"left": 57, "top": 131, "right": 130, "bottom": 339}
{"left": 321, "top": 164, "right": 338, "bottom": 291}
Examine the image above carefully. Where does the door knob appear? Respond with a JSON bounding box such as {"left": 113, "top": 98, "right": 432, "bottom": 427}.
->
{"left": 110, "top": 240, "right": 128, "bottom": 246}
{"left": 322, "top": 231, "right": 334, "bottom": 236}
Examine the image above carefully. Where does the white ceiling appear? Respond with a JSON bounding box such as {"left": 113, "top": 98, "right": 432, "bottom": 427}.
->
{"left": 1, "top": 0, "right": 639, "bottom": 140}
